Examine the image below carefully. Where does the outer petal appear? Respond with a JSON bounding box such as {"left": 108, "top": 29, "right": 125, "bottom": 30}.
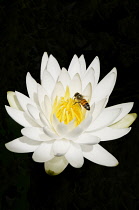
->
{"left": 32, "top": 141, "right": 54, "bottom": 162}
{"left": 26, "top": 72, "right": 38, "bottom": 104}
{"left": 40, "top": 52, "right": 48, "bottom": 81}
{"left": 82, "top": 144, "right": 119, "bottom": 166}
{"left": 92, "top": 68, "right": 117, "bottom": 102}
{"left": 65, "top": 142, "right": 84, "bottom": 168}
{"left": 91, "top": 127, "right": 131, "bottom": 141}
{"left": 110, "top": 113, "right": 137, "bottom": 129}
{"left": 7, "top": 91, "right": 22, "bottom": 110}
{"left": 87, "top": 56, "right": 100, "bottom": 86}
{"left": 15, "top": 91, "right": 37, "bottom": 113}
{"left": 91, "top": 97, "right": 108, "bottom": 119}
{"left": 74, "top": 133, "right": 100, "bottom": 145}
{"left": 21, "top": 127, "right": 51, "bottom": 141}
{"left": 5, "top": 106, "right": 38, "bottom": 127}
{"left": 87, "top": 108, "right": 121, "bottom": 131}
{"left": 106, "top": 102, "right": 134, "bottom": 124}
{"left": 68, "top": 55, "right": 81, "bottom": 79}
{"left": 27, "top": 104, "right": 43, "bottom": 126}
{"left": 52, "top": 139, "right": 70, "bottom": 156}
{"left": 44, "top": 156, "right": 68, "bottom": 176}
{"left": 46, "top": 54, "right": 61, "bottom": 81}
{"left": 5, "top": 136, "right": 40, "bottom": 153}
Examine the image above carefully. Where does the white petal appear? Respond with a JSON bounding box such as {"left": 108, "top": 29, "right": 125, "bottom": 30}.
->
{"left": 44, "top": 95, "right": 52, "bottom": 122}
{"left": 65, "top": 142, "right": 84, "bottom": 168}
{"left": 26, "top": 72, "right": 38, "bottom": 104}
{"left": 15, "top": 91, "right": 36, "bottom": 113}
{"left": 91, "top": 127, "right": 131, "bottom": 141}
{"left": 79, "top": 55, "right": 86, "bottom": 76}
{"left": 37, "top": 84, "right": 47, "bottom": 114}
{"left": 41, "top": 71, "right": 55, "bottom": 98}
{"left": 91, "top": 97, "right": 108, "bottom": 120}
{"left": 68, "top": 55, "right": 81, "bottom": 79}
{"left": 82, "top": 67, "right": 95, "bottom": 90}
{"left": 43, "top": 126, "right": 59, "bottom": 139}
{"left": 82, "top": 144, "right": 119, "bottom": 166}
{"left": 51, "top": 82, "right": 65, "bottom": 102}
{"left": 52, "top": 139, "right": 70, "bottom": 156}
{"left": 5, "top": 136, "right": 40, "bottom": 153}
{"left": 92, "top": 68, "right": 117, "bottom": 102}
{"left": 21, "top": 127, "right": 51, "bottom": 141}
{"left": 87, "top": 56, "right": 100, "bottom": 86}
{"left": 46, "top": 54, "right": 61, "bottom": 81}
{"left": 7, "top": 91, "right": 22, "bottom": 110}
{"left": 66, "top": 115, "right": 92, "bottom": 139}
{"left": 58, "top": 67, "right": 71, "bottom": 88}
{"left": 26, "top": 104, "right": 43, "bottom": 126}
{"left": 82, "top": 83, "right": 92, "bottom": 101}
{"left": 44, "top": 156, "right": 68, "bottom": 175}
{"left": 69, "top": 73, "right": 82, "bottom": 97}
{"left": 40, "top": 52, "right": 48, "bottom": 81}
{"left": 74, "top": 133, "right": 100, "bottom": 145}
{"left": 106, "top": 102, "right": 134, "bottom": 123}
{"left": 32, "top": 141, "right": 54, "bottom": 162}
{"left": 5, "top": 106, "right": 38, "bottom": 127}
{"left": 110, "top": 113, "right": 137, "bottom": 129}
{"left": 87, "top": 108, "right": 121, "bottom": 131}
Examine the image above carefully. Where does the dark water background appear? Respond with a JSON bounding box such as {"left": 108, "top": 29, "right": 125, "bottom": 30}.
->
{"left": 0, "top": 0, "right": 139, "bottom": 209}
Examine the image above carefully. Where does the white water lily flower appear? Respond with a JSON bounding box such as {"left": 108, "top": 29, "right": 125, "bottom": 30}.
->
{"left": 5, "top": 53, "right": 137, "bottom": 175}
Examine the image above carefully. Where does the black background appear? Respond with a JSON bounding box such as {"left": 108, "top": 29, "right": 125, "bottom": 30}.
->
{"left": 0, "top": 0, "right": 139, "bottom": 209}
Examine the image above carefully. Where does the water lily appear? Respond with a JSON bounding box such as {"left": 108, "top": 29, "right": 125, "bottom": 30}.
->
{"left": 5, "top": 52, "right": 137, "bottom": 175}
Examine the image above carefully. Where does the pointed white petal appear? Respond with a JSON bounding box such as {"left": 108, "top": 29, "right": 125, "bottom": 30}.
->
{"left": 15, "top": 91, "right": 36, "bottom": 113}
{"left": 87, "top": 56, "right": 100, "bottom": 86}
{"left": 106, "top": 102, "right": 134, "bottom": 123}
{"left": 44, "top": 95, "right": 52, "bottom": 122}
{"left": 82, "top": 144, "right": 119, "bottom": 166}
{"left": 68, "top": 55, "right": 81, "bottom": 79}
{"left": 87, "top": 108, "right": 121, "bottom": 131}
{"left": 26, "top": 72, "right": 38, "bottom": 104}
{"left": 110, "top": 113, "right": 137, "bottom": 129}
{"left": 82, "top": 67, "right": 95, "bottom": 90}
{"left": 82, "top": 83, "right": 92, "bottom": 101}
{"left": 92, "top": 68, "right": 117, "bottom": 102}
{"left": 46, "top": 54, "right": 61, "bottom": 81}
{"left": 51, "top": 82, "right": 65, "bottom": 102}
{"left": 41, "top": 52, "right": 48, "bottom": 80}
{"left": 32, "top": 141, "right": 54, "bottom": 162}
{"left": 52, "top": 139, "right": 70, "bottom": 156}
{"left": 37, "top": 84, "right": 47, "bottom": 114}
{"left": 58, "top": 67, "right": 71, "bottom": 88}
{"left": 74, "top": 133, "right": 100, "bottom": 145}
{"left": 69, "top": 73, "right": 82, "bottom": 97}
{"left": 21, "top": 127, "right": 51, "bottom": 141}
{"left": 91, "top": 127, "right": 131, "bottom": 141}
{"left": 7, "top": 91, "right": 22, "bottom": 110}
{"left": 79, "top": 55, "right": 86, "bottom": 76}
{"left": 65, "top": 142, "right": 84, "bottom": 168}
{"left": 92, "top": 97, "right": 108, "bottom": 120}
{"left": 44, "top": 156, "right": 68, "bottom": 175}
{"left": 5, "top": 136, "right": 40, "bottom": 153}
{"left": 41, "top": 71, "right": 55, "bottom": 98}
{"left": 5, "top": 106, "right": 38, "bottom": 127}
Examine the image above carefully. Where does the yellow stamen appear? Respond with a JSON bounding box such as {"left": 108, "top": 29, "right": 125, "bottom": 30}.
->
{"left": 51, "top": 86, "right": 86, "bottom": 127}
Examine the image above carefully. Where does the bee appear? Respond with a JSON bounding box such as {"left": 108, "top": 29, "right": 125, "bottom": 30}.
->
{"left": 73, "top": 92, "right": 90, "bottom": 111}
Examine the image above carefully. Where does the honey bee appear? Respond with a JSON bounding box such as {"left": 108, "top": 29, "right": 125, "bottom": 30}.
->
{"left": 73, "top": 92, "right": 90, "bottom": 111}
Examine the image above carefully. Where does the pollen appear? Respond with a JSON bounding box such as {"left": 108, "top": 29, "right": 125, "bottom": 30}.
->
{"left": 52, "top": 87, "right": 86, "bottom": 126}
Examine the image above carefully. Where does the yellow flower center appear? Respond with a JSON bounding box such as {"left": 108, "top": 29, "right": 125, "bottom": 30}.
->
{"left": 52, "top": 87, "right": 86, "bottom": 126}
